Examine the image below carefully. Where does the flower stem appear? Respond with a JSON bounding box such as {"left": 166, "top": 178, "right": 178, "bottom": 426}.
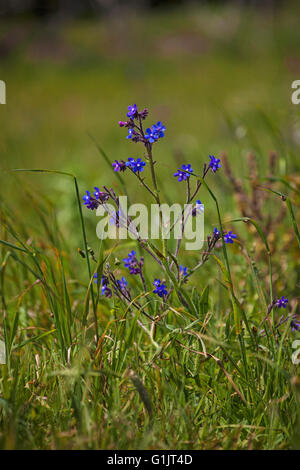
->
{"left": 146, "top": 143, "right": 167, "bottom": 257}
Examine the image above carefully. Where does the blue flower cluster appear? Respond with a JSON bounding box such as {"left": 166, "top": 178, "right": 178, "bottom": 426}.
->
{"left": 174, "top": 164, "right": 194, "bottom": 182}
{"left": 209, "top": 155, "right": 221, "bottom": 173}
{"left": 83, "top": 187, "right": 109, "bottom": 210}
{"left": 126, "top": 157, "right": 146, "bottom": 173}
{"left": 213, "top": 227, "right": 237, "bottom": 244}
{"left": 119, "top": 104, "right": 165, "bottom": 146}
{"left": 117, "top": 277, "right": 128, "bottom": 291}
{"left": 94, "top": 273, "right": 128, "bottom": 297}
{"left": 112, "top": 157, "right": 146, "bottom": 173}
{"left": 123, "top": 250, "right": 142, "bottom": 275}
{"left": 94, "top": 273, "right": 112, "bottom": 298}
{"left": 153, "top": 279, "right": 168, "bottom": 297}
{"left": 180, "top": 265, "right": 188, "bottom": 276}
{"left": 144, "top": 122, "right": 166, "bottom": 143}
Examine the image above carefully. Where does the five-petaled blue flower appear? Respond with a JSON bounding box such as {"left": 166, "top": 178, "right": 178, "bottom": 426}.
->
{"left": 209, "top": 155, "right": 221, "bottom": 173}
{"left": 153, "top": 279, "right": 168, "bottom": 298}
{"left": 213, "top": 227, "right": 221, "bottom": 238}
{"left": 174, "top": 164, "right": 194, "bottom": 182}
{"left": 126, "top": 157, "right": 146, "bottom": 173}
{"left": 145, "top": 121, "right": 166, "bottom": 143}
{"left": 180, "top": 265, "right": 188, "bottom": 277}
{"left": 224, "top": 231, "right": 237, "bottom": 244}
{"left": 127, "top": 104, "right": 138, "bottom": 119}
{"left": 123, "top": 250, "right": 141, "bottom": 275}
{"left": 275, "top": 296, "right": 288, "bottom": 309}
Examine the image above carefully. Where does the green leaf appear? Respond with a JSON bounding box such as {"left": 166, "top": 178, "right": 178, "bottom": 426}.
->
{"left": 199, "top": 285, "right": 210, "bottom": 316}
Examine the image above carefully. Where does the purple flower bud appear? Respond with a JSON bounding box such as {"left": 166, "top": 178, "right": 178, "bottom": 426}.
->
{"left": 112, "top": 160, "right": 127, "bottom": 172}
{"left": 291, "top": 317, "right": 300, "bottom": 332}
{"left": 140, "top": 108, "right": 149, "bottom": 120}
{"left": 94, "top": 187, "right": 110, "bottom": 203}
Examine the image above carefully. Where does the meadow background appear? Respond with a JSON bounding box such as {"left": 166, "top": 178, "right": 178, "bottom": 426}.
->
{"left": 0, "top": 0, "right": 300, "bottom": 450}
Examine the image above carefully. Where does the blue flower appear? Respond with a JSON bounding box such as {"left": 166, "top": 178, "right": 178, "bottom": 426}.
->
{"left": 213, "top": 227, "right": 221, "bottom": 239}
{"left": 94, "top": 273, "right": 108, "bottom": 285}
{"left": 94, "top": 273, "right": 112, "bottom": 297}
{"left": 180, "top": 265, "right": 188, "bottom": 276}
{"left": 126, "top": 128, "right": 136, "bottom": 140}
{"left": 126, "top": 157, "right": 146, "bottom": 173}
{"left": 224, "top": 231, "right": 237, "bottom": 244}
{"left": 93, "top": 187, "right": 109, "bottom": 202}
{"left": 275, "top": 296, "right": 288, "bottom": 309}
{"left": 83, "top": 187, "right": 109, "bottom": 210}
{"left": 123, "top": 250, "right": 142, "bottom": 275}
{"left": 209, "top": 155, "right": 221, "bottom": 173}
{"left": 174, "top": 164, "right": 193, "bottom": 182}
{"left": 112, "top": 160, "right": 127, "bottom": 172}
{"left": 145, "top": 121, "right": 166, "bottom": 143}
{"left": 83, "top": 190, "right": 98, "bottom": 210}
{"left": 153, "top": 279, "right": 168, "bottom": 298}
{"left": 153, "top": 121, "right": 166, "bottom": 137}
{"left": 144, "top": 128, "right": 156, "bottom": 144}
{"left": 102, "top": 285, "right": 112, "bottom": 297}
{"left": 291, "top": 317, "right": 300, "bottom": 332}
{"left": 127, "top": 104, "right": 138, "bottom": 119}
{"left": 117, "top": 277, "right": 128, "bottom": 290}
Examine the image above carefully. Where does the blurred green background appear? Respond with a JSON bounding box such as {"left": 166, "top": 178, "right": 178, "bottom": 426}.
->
{"left": 1, "top": 1, "right": 300, "bottom": 247}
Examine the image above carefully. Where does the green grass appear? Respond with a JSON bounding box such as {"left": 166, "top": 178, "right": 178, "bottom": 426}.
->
{"left": 0, "top": 2, "right": 300, "bottom": 449}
